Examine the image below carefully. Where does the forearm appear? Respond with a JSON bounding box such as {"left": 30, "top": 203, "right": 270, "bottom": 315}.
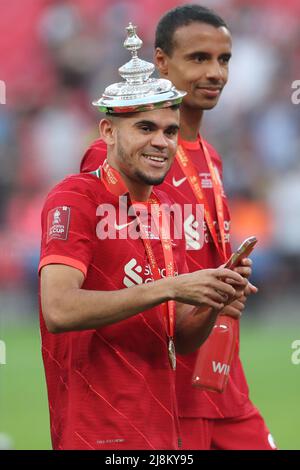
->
{"left": 42, "top": 264, "right": 245, "bottom": 335}
{"left": 175, "top": 304, "right": 218, "bottom": 355}
{"left": 43, "top": 277, "right": 174, "bottom": 333}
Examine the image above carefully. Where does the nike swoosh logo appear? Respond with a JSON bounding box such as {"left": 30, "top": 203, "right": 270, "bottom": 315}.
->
{"left": 114, "top": 218, "right": 137, "bottom": 231}
{"left": 172, "top": 176, "right": 187, "bottom": 187}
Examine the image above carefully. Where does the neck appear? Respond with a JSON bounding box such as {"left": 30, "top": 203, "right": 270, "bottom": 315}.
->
{"left": 179, "top": 105, "right": 203, "bottom": 141}
{"left": 122, "top": 176, "right": 153, "bottom": 202}
{"left": 106, "top": 156, "right": 152, "bottom": 202}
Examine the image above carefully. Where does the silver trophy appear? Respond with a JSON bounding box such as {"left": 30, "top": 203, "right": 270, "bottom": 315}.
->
{"left": 93, "top": 23, "right": 185, "bottom": 113}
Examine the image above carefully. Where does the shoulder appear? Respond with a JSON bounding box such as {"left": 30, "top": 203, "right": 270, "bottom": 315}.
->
{"left": 80, "top": 139, "right": 107, "bottom": 173}
{"left": 202, "top": 138, "right": 222, "bottom": 164}
{"left": 43, "top": 173, "right": 102, "bottom": 211}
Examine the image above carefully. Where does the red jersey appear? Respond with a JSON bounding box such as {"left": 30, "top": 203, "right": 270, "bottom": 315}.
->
{"left": 39, "top": 170, "right": 187, "bottom": 450}
{"left": 80, "top": 138, "right": 253, "bottom": 419}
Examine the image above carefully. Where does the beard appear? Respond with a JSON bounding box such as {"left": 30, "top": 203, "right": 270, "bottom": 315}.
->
{"left": 134, "top": 169, "right": 166, "bottom": 186}
{"left": 117, "top": 136, "right": 169, "bottom": 186}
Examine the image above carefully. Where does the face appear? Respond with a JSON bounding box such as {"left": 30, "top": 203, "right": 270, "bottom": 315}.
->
{"left": 100, "top": 107, "right": 180, "bottom": 187}
{"left": 155, "top": 22, "right": 232, "bottom": 110}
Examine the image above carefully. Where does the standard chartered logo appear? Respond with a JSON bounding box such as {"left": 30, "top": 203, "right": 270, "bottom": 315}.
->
{"left": 123, "top": 259, "right": 143, "bottom": 287}
{"left": 123, "top": 259, "right": 170, "bottom": 287}
{"left": 0, "top": 340, "right": 6, "bottom": 365}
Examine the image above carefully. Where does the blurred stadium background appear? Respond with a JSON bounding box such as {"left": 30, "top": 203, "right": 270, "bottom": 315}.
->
{"left": 0, "top": 0, "right": 299, "bottom": 450}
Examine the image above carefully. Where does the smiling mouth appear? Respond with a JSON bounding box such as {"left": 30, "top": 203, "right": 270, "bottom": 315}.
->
{"left": 196, "top": 87, "right": 222, "bottom": 99}
{"left": 197, "top": 84, "right": 222, "bottom": 90}
{"left": 142, "top": 154, "right": 168, "bottom": 163}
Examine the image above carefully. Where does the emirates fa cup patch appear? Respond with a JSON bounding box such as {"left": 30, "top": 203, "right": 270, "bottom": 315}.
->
{"left": 47, "top": 206, "right": 70, "bottom": 243}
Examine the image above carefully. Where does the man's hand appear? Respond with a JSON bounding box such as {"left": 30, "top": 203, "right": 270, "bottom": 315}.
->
{"left": 219, "top": 295, "right": 247, "bottom": 319}
{"left": 216, "top": 258, "right": 257, "bottom": 320}
{"left": 173, "top": 267, "right": 247, "bottom": 312}
{"left": 232, "top": 257, "right": 258, "bottom": 296}
{"left": 175, "top": 269, "right": 246, "bottom": 354}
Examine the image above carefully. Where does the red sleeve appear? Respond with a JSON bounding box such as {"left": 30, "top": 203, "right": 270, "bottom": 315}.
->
{"left": 80, "top": 139, "right": 107, "bottom": 173}
{"left": 39, "top": 176, "right": 98, "bottom": 277}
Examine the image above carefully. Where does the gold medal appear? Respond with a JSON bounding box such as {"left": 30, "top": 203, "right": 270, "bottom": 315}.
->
{"left": 168, "top": 337, "right": 176, "bottom": 371}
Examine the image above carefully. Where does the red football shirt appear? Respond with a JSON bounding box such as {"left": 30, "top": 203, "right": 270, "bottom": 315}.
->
{"left": 80, "top": 138, "right": 253, "bottom": 419}
{"left": 39, "top": 171, "right": 187, "bottom": 450}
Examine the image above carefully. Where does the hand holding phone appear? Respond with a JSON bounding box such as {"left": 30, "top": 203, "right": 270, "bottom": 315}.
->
{"left": 224, "top": 236, "right": 258, "bottom": 270}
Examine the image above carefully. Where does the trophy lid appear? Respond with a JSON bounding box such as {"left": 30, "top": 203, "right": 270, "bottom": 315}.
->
{"left": 92, "top": 22, "right": 186, "bottom": 114}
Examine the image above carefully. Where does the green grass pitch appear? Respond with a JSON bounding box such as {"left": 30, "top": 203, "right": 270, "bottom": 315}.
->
{"left": 0, "top": 321, "right": 299, "bottom": 449}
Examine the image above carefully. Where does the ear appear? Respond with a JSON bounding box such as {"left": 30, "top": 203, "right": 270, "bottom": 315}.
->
{"left": 99, "top": 118, "right": 115, "bottom": 145}
{"left": 154, "top": 48, "right": 169, "bottom": 77}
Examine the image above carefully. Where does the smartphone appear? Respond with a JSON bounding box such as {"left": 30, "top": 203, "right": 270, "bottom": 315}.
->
{"left": 224, "top": 236, "right": 258, "bottom": 269}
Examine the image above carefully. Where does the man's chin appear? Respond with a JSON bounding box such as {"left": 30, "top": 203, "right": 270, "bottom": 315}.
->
{"left": 196, "top": 98, "right": 220, "bottom": 110}
{"left": 187, "top": 97, "right": 220, "bottom": 111}
{"left": 136, "top": 170, "right": 167, "bottom": 186}
{"left": 203, "top": 100, "right": 219, "bottom": 110}
{"left": 142, "top": 175, "right": 166, "bottom": 186}
{"left": 151, "top": 177, "right": 166, "bottom": 186}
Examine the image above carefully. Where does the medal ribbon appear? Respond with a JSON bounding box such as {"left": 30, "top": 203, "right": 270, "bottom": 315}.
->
{"left": 176, "top": 136, "right": 227, "bottom": 261}
{"left": 101, "top": 160, "right": 176, "bottom": 361}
